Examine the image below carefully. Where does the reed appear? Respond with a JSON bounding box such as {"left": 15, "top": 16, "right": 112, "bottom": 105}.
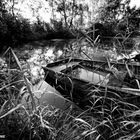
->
{"left": 1, "top": 43, "right": 140, "bottom": 140}
{"left": 0, "top": 48, "right": 99, "bottom": 140}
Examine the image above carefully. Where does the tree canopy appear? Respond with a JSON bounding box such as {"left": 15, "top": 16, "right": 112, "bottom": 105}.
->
{"left": 0, "top": 0, "right": 140, "bottom": 48}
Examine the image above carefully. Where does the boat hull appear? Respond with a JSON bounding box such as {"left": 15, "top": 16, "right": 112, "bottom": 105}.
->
{"left": 43, "top": 66, "right": 140, "bottom": 110}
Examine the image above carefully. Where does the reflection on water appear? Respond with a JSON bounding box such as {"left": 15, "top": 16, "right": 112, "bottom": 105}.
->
{"left": 15, "top": 39, "right": 120, "bottom": 68}
{"left": 12, "top": 39, "right": 123, "bottom": 85}
{"left": 6, "top": 38, "right": 139, "bottom": 85}
{"left": 14, "top": 39, "right": 90, "bottom": 82}
{"left": 67, "top": 67, "right": 109, "bottom": 86}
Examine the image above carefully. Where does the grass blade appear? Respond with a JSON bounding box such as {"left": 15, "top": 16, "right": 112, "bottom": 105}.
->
{"left": 0, "top": 104, "right": 22, "bottom": 119}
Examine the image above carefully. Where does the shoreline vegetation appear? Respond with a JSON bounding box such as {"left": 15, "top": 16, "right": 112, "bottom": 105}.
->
{"left": 0, "top": 5, "right": 140, "bottom": 51}
{"left": 1, "top": 17, "right": 140, "bottom": 53}
{"left": 0, "top": 0, "right": 140, "bottom": 52}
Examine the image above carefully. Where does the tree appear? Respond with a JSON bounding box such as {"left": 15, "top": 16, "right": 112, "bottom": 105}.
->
{"left": 97, "top": 0, "right": 140, "bottom": 37}
{"left": 99, "top": 0, "right": 130, "bottom": 23}
{"left": 124, "top": 6, "right": 140, "bottom": 32}
{"left": 0, "top": 0, "right": 7, "bottom": 17}
{"left": 48, "top": 0, "right": 88, "bottom": 29}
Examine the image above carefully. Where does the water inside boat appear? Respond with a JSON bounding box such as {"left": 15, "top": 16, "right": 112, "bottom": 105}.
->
{"left": 65, "top": 67, "right": 109, "bottom": 86}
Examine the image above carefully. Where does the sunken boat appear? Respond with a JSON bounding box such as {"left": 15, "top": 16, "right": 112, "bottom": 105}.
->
{"left": 43, "top": 58, "right": 140, "bottom": 111}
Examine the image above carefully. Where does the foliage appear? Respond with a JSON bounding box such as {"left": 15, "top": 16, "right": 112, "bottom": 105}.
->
{"left": 47, "top": 19, "right": 75, "bottom": 39}
{"left": 0, "top": 0, "right": 78, "bottom": 51}
{"left": 0, "top": 0, "right": 35, "bottom": 49}
{"left": 99, "top": 0, "right": 128, "bottom": 23}
{"left": 0, "top": 0, "right": 139, "bottom": 49}
{"left": 124, "top": 6, "right": 140, "bottom": 34}
{"left": 86, "top": 21, "right": 116, "bottom": 43}
{"left": 48, "top": 0, "right": 88, "bottom": 29}
{"left": 98, "top": 0, "right": 140, "bottom": 36}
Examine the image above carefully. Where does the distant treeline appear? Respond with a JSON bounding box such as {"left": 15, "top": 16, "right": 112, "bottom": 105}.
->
{"left": 0, "top": 7, "right": 140, "bottom": 51}
{"left": 0, "top": 12, "right": 139, "bottom": 51}
{"left": 87, "top": 20, "right": 140, "bottom": 41}
{"left": 0, "top": 13, "right": 76, "bottom": 50}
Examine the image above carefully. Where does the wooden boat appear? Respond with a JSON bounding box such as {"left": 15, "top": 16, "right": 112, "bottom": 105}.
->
{"left": 43, "top": 58, "right": 140, "bottom": 110}
{"left": 46, "top": 57, "right": 140, "bottom": 75}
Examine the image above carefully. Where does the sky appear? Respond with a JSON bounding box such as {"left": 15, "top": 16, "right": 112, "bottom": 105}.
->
{"left": 11, "top": 0, "right": 51, "bottom": 23}
{"left": 130, "top": 0, "right": 140, "bottom": 8}
{"left": 8, "top": 0, "right": 140, "bottom": 23}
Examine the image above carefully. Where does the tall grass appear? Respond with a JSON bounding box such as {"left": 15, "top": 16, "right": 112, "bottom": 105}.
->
{"left": 0, "top": 48, "right": 99, "bottom": 140}
{"left": 1, "top": 43, "right": 140, "bottom": 140}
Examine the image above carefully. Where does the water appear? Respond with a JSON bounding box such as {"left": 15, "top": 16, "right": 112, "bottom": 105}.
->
{"left": 65, "top": 67, "right": 109, "bottom": 86}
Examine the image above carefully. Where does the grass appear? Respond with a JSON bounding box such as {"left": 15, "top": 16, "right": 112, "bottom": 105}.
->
{"left": 1, "top": 41, "right": 140, "bottom": 140}
{"left": 0, "top": 48, "right": 100, "bottom": 140}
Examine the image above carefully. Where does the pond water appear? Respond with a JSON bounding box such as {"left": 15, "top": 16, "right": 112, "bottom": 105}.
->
{"left": 13, "top": 38, "right": 119, "bottom": 79}
{"left": 68, "top": 67, "right": 109, "bottom": 86}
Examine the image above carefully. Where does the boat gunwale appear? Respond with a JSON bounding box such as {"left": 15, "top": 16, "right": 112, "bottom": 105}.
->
{"left": 43, "top": 66, "right": 140, "bottom": 97}
{"left": 46, "top": 57, "right": 140, "bottom": 68}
